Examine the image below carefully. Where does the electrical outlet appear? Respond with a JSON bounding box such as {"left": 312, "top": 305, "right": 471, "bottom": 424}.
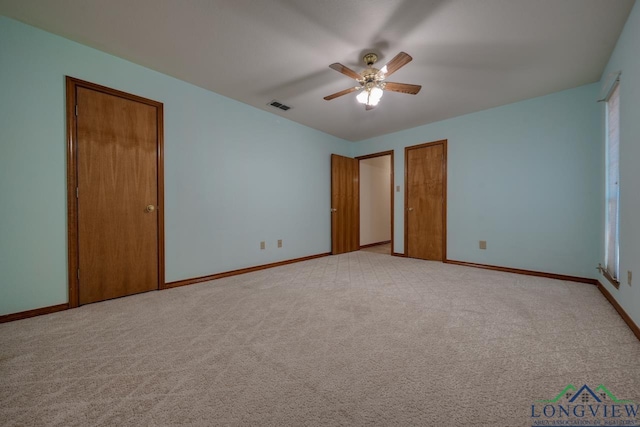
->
{"left": 479, "top": 240, "right": 487, "bottom": 250}
{"left": 277, "top": 239, "right": 282, "bottom": 248}
{"left": 396, "top": 185, "right": 400, "bottom": 192}
{"left": 260, "top": 241, "right": 265, "bottom": 250}
{"left": 628, "top": 271, "right": 632, "bottom": 286}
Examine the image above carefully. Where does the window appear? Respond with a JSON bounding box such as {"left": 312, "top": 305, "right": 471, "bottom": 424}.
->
{"left": 604, "top": 81, "right": 620, "bottom": 285}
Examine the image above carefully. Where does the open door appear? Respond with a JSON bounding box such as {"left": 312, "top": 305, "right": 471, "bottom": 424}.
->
{"left": 331, "top": 154, "right": 359, "bottom": 254}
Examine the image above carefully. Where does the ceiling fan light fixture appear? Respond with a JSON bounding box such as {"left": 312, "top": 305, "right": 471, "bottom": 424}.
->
{"left": 356, "top": 85, "right": 384, "bottom": 106}
{"left": 370, "top": 87, "right": 383, "bottom": 102}
{"left": 356, "top": 89, "right": 369, "bottom": 104}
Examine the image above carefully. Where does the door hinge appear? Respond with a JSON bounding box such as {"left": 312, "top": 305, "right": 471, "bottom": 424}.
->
{"left": 75, "top": 105, "right": 78, "bottom": 116}
{"left": 77, "top": 269, "right": 80, "bottom": 280}
{"left": 76, "top": 187, "right": 79, "bottom": 198}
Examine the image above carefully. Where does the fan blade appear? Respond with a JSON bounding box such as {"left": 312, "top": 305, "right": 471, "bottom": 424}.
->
{"left": 365, "top": 104, "right": 376, "bottom": 111}
{"left": 324, "top": 86, "right": 361, "bottom": 101}
{"left": 384, "top": 82, "right": 422, "bottom": 95}
{"left": 329, "top": 63, "right": 362, "bottom": 81}
{"left": 380, "top": 52, "right": 413, "bottom": 77}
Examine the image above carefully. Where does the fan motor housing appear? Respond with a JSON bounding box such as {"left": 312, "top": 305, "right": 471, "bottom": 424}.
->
{"left": 363, "top": 53, "right": 378, "bottom": 66}
{"left": 361, "top": 68, "right": 381, "bottom": 83}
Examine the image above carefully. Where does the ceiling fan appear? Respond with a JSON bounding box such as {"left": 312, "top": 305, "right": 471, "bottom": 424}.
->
{"left": 324, "top": 52, "right": 421, "bottom": 110}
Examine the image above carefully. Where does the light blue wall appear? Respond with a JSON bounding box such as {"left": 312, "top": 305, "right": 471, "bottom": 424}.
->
{"left": 352, "top": 84, "right": 602, "bottom": 279}
{"left": 598, "top": 1, "right": 640, "bottom": 327}
{"left": 0, "top": 17, "right": 350, "bottom": 315}
{"left": 2, "top": 11, "right": 633, "bottom": 318}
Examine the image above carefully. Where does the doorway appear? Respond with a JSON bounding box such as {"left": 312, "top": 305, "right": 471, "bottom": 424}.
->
{"left": 404, "top": 140, "right": 447, "bottom": 261}
{"left": 357, "top": 151, "right": 394, "bottom": 255}
{"left": 66, "top": 77, "right": 165, "bottom": 307}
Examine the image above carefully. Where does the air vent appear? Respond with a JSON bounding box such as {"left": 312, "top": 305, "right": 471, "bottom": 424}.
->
{"left": 268, "top": 100, "right": 292, "bottom": 111}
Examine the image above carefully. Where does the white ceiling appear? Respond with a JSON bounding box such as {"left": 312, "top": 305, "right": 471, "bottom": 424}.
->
{"left": 1, "top": 0, "right": 635, "bottom": 141}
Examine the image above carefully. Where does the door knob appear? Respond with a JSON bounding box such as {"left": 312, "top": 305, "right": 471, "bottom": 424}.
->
{"left": 331, "top": 208, "right": 337, "bottom": 213}
{"left": 407, "top": 207, "right": 414, "bottom": 211}
{"left": 145, "top": 205, "right": 155, "bottom": 213}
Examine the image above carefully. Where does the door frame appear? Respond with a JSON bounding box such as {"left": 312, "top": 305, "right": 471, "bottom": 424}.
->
{"left": 404, "top": 140, "right": 447, "bottom": 260}
{"left": 65, "top": 76, "right": 165, "bottom": 308}
{"left": 355, "top": 150, "right": 394, "bottom": 254}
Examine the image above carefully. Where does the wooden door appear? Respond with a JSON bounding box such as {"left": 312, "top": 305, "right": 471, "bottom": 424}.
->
{"left": 331, "top": 154, "right": 359, "bottom": 254}
{"left": 405, "top": 141, "right": 447, "bottom": 261}
{"left": 68, "top": 78, "right": 164, "bottom": 306}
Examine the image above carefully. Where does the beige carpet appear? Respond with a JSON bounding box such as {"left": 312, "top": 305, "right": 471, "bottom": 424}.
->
{"left": 1, "top": 251, "right": 639, "bottom": 426}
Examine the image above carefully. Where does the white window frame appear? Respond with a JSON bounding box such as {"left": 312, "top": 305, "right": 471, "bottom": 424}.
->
{"left": 604, "top": 81, "right": 620, "bottom": 285}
